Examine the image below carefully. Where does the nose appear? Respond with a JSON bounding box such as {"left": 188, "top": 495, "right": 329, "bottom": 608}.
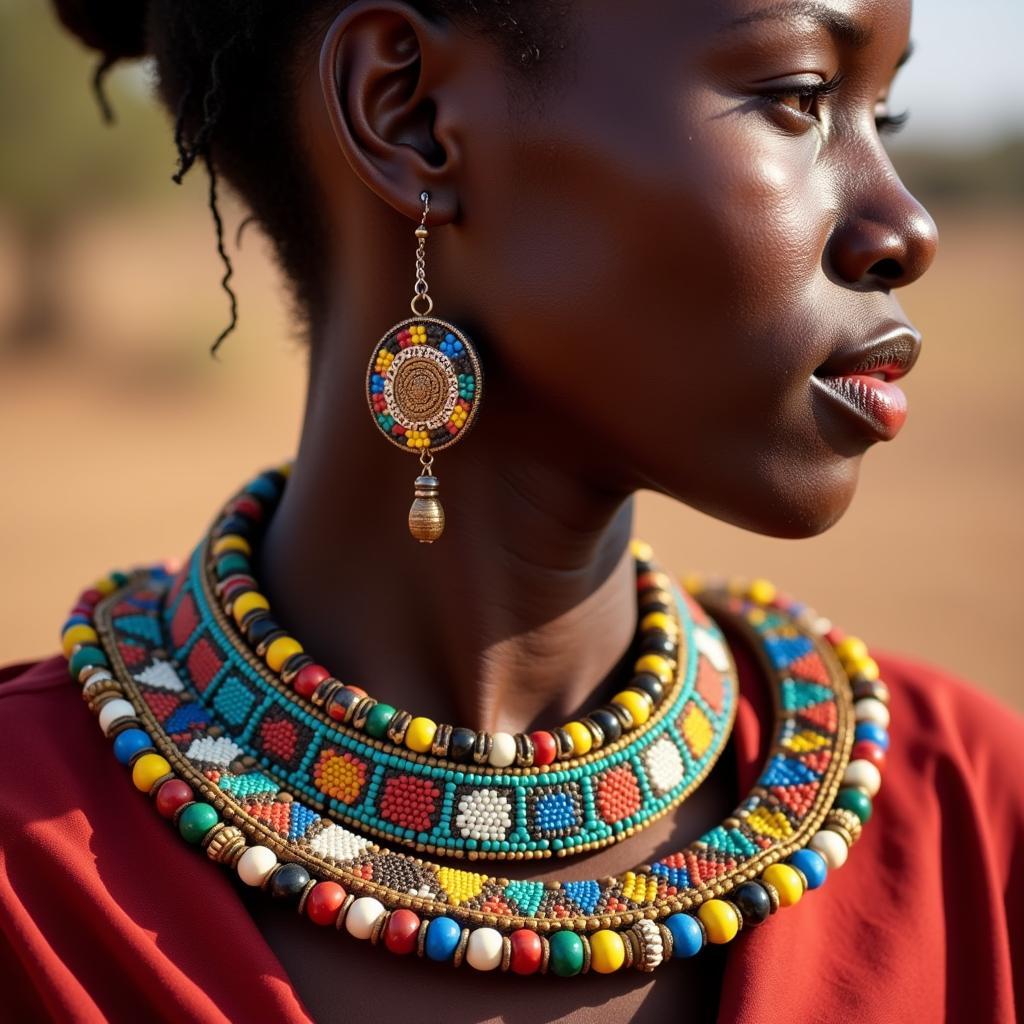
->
{"left": 827, "top": 167, "right": 938, "bottom": 290}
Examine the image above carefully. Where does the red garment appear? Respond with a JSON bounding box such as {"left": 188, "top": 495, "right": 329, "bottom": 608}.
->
{"left": 1, "top": 650, "right": 1021, "bottom": 1023}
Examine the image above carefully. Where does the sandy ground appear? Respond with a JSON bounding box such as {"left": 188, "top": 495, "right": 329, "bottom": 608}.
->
{"left": 1, "top": 202, "right": 1021, "bottom": 711}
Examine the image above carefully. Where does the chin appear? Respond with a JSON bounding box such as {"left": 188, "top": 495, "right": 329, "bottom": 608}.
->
{"left": 664, "top": 455, "right": 863, "bottom": 540}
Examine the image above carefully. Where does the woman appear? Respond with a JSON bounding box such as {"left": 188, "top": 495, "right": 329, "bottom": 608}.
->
{"left": 1, "top": 1, "right": 1021, "bottom": 1022}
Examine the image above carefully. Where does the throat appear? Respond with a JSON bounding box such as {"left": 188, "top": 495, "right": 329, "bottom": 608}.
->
{"left": 257, "top": 441, "right": 639, "bottom": 734}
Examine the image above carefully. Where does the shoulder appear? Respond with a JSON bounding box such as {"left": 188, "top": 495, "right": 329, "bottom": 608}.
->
{"left": 877, "top": 650, "right": 1024, "bottom": 776}
{"left": 875, "top": 650, "right": 1024, "bottom": 876}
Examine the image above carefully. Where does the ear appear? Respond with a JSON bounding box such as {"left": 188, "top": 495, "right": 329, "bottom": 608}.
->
{"left": 318, "top": 1, "right": 464, "bottom": 225}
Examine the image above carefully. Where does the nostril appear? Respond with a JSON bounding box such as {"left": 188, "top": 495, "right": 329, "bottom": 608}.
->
{"left": 868, "top": 257, "right": 903, "bottom": 281}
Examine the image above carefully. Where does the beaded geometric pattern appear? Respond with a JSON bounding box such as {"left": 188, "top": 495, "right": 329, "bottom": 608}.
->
{"left": 365, "top": 316, "right": 481, "bottom": 453}
{"left": 94, "top": 569, "right": 854, "bottom": 934}
{"left": 154, "top": 542, "right": 735, "bottom": 859}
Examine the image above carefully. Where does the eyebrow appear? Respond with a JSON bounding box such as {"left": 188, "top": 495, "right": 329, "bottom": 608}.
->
{"left": 726, "top": 1, "right": 873, "bottom": 49}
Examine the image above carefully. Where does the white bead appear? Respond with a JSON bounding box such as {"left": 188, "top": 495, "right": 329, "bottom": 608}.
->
{"left": 809, "top": 829, "right": 849, "bottom": 869}
{"left": 843, "top": 759, "right": 882, "bottom": 796}
{"left": 466, "top": 927, "right": 504, "bottom": 971}
{"left": 82, "top": 668, "right": 113, "bottom": 686}
{"left": 98, "top": 698, "right": 136, "bottom": 735}
{"left": 854, "top": 697, "right": 890, "bottom": 729}
{"left": 488, "top": 732, "right": 517, "bottom": 768}
{"left": 237, "top": 845, "right": 278, "bottom": 887}
{"left": 346, "top": 897, "right": 386, "bottom": 940}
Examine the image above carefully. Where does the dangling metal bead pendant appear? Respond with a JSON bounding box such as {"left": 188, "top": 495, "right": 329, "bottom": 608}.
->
{"left": 365, "top": 192, "right": 483, "bottom": 543}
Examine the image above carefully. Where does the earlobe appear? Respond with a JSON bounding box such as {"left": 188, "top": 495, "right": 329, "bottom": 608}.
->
{"left": 317, "top": 1, "right": 461, "bottom": 224}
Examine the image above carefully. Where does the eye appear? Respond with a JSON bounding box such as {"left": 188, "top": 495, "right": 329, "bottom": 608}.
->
{"left": 760, "top": 72, "right": 845, "bottom": 124}
{"left": 874, "top": 105, "right": 910, "bottom": 135}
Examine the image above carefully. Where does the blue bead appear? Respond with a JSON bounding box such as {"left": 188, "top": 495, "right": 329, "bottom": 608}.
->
{"left": 666, "top": 913, "right": 704, "bottom": 957}
{"left": 425, "top": 916, "right": 462, "bottom": 961}
{"left": 245, "top": 475, "right": 281, "bottom": 501}
{"left": 788, "top": 848, "right": 828, "bottom": 890}
{"left": 113, "top": 728, "right": 154, "bottom": 765}
{"left": 854, "top": 722, "right": 890, "bottom": 750}
{"left": 62, "top": 614, "right": 91, "bottom": 632}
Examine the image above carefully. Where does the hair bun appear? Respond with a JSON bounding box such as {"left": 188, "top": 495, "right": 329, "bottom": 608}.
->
{"left": 53, "top": 0, "right": 149, "bottom": 59}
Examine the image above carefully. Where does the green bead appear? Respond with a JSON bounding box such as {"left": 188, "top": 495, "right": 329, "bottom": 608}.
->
{"left": 178, "top": 802, "right": 219, "bottom": 843}
{"left": 69, "top": 645, "right": 108, "bottom": 679}
{"left": 835, "top": 787, "right": 873, "bottom": 823}
{"left": 548, "top": 930, "right": 585, "bottom": 977}
{"left": 365, "top": 703, "right": 396, "bottom": 739}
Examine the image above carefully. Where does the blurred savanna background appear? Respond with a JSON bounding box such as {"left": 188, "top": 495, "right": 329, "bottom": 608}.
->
{"left": 1, "top": 1, "right": 1021, "bottom": 710}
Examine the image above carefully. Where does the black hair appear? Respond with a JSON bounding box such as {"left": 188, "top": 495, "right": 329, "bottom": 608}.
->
{"left": 52, "top": 1, "right": 565, "bottom": 355}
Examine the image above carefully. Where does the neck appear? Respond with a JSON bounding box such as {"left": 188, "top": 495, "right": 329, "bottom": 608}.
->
{"left": 260, "top": 313, "right": 638, "bottom": 734}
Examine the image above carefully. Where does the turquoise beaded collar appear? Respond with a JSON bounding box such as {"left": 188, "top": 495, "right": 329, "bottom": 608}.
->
{"left": 145, "top": 540, "right": 736, "bottom": 861}
{"left": 60, "top": 470, "right": 893, "bottom": 981}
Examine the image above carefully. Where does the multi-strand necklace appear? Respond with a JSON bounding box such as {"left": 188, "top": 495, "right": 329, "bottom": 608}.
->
{"left": 60, "top": 465, "right": 891, "bottom": 979}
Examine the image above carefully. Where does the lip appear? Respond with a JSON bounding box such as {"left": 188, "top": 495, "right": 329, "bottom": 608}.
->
{"left": 812, "top": 326, "right": 922, "bottom": 442}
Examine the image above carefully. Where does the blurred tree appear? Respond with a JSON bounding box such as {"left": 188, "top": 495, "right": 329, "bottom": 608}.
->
{"left": 0, "top": 0, "right": 174, "bottom": 352}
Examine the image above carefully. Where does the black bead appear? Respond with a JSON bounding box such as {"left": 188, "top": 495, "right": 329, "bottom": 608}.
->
{"left": 215, "top": 514, "right": 253, "bottom": 538}
{"left": 328, "top": 687, "right": 360, "bottom": 719}
{"left": 269, "top": 862, "right": 310, "bottom": 901}
{"left": 633, "top": 559, "right": 654, "bottom": 575}
{"left": 630, "top": 672, "right": 665, "bottom": 704}
{"left": 245, "top": 616, "right": 282, "bottom": 647}
{"left": 732, "top": 882, "right": 772, "bottom": 926}
{"left": 589, "top": 707, "right": 622, "bottom": 744}
{"left": 449, "top": 727, "right": 476, "bottom": 761}
{"left": 638, "top": 598, "right": 672, "bottom": 617}
{"left": 639, "top": 631, "right": 676, "bottom": 658}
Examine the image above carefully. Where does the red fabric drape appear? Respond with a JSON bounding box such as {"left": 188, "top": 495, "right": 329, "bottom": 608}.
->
{"left": 1, "top": 651, "right": 1021, "bottom": 1023}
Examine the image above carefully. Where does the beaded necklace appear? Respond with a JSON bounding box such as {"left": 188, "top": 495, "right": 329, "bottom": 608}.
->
{"left": 60, "top": 472, "right": 892, "bottom": 980}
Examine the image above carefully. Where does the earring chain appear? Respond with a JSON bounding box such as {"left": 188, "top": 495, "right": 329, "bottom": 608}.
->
{"left": 410, "top": 190, "right": 433, "bottom": 316}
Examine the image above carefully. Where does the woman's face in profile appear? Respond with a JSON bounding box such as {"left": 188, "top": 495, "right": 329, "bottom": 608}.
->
{"left": 429, "top": 0, "right": 937, "bottom": 538}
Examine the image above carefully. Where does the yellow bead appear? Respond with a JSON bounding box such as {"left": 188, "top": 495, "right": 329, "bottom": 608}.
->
{"left": 62, "top": 624, "right": 99, "bottom": 658}
{"left": 762, "top": 863, "right": 805, "bottom": 907}
{"left": 639, "top": 611, "right": 677, "bottom": 635}
{"left": 612, "top": 690, "right": 652, "bottom": 726}
{"left": 633, "top": 653, "right": 674, "bottom": 683}
{"left": 589, "top": 929, "right": 626, "bottom": 973}
{"left": 748, "top": 578, "right": 777, "bottom": 605}
{"left": 94, "top": 576, "right": 118, "bottom": 596}
{"left": 405, "top": 716, "right": 437, "bottom": 754}
{"left": 629, "top": 539, "right": 654, "bottom": 563}
{"left": 846, "top": 655, "right": 880, "bottom": 681}
{"left": 212, "top": 535, "right": 252, "bottom": 557}
{"left": 682, "top": 572, "right": 705, "bottom": 595}
{"left": 266, "top": 637, "right": 303, "bottom": 672}
{"left": 132, "top": 752, "right": 172, "bottom": 793}
{"left": 563, "top": 721, "right": 593, "bottom": 756}
{"left": 232, "top": 591, "right": 269, "bottom": 625}
{"left": 834, "top": 636, "right": 869, "bottom": 663}
{"left": 698, "top": 899, "right": 740, "bottom": 944}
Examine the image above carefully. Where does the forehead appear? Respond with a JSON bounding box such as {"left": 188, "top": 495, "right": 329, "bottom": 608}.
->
{"left": 705, "top": 0, "right": 912, "bottom": 44}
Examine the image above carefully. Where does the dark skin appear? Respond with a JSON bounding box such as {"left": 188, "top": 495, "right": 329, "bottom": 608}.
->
{"left": 244, "top": 0, "right": 938, "bottom": 1018}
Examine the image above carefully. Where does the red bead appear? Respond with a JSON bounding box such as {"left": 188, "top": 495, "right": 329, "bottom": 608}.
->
{"left": 78, "top": 588, "right": 104, "bottom": 608}
{"left": 530, "top": 731, "right": 557, "bottom": 766}
{"left": 294, "top": 664, "right": 330, "bottom": 698}
{"left": 384, "top": 908, "right": 420, "bottom": 955}
{"left": 155, "top": 779, "right": 194, "bottom": 819}
{"left": 220, "top": 575, "right": 256, "bottom": 598}
{"left": 851, "top": 740, "right": 886, "bottom": 769}
{"left": 635, "top": 571, "right": 661, "bottom": 593}
{"left": 305, "top": 881, "right": 346, "bottom": 926}
{"left": 347, "top": 685, "right": 368, "bottom": 698}
{"left": 825, "top": 626, "right": 846, "bottom": 646}
{"left": 227, "top": 495, "right": 263, "bottom": 521}
{"left": 509, "top": 929, "right": 543, "bottom": 974}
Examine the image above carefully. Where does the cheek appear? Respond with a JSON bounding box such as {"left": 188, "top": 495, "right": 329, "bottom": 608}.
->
{"left": 450, "top": 71, "right": 856, "bottom": 535}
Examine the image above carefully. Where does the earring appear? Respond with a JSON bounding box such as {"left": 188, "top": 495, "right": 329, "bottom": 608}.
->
{"left": 365, "top": 191, "right": 483, "bottom": 543}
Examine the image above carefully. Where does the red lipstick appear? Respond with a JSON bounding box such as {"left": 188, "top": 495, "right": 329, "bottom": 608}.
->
{"left": 812, "top": 327, "right": 921, "bottom": 442}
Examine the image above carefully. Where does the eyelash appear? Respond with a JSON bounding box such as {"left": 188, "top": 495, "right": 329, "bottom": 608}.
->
{"left": 763, "top": 73, "right": 911, "bottom": 135}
